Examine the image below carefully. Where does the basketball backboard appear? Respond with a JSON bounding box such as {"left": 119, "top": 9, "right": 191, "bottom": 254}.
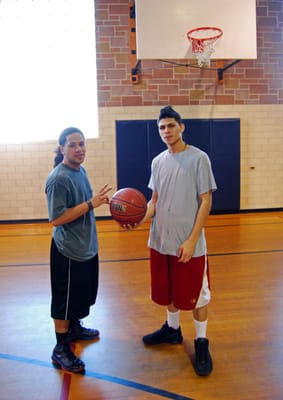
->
{"left": 135, "top": 0, "right": 257, "bottom": 61}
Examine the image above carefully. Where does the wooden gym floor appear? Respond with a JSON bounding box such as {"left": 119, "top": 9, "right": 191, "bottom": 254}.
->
{"left": 0, "top": 211, "right": 283, "bottom": 400}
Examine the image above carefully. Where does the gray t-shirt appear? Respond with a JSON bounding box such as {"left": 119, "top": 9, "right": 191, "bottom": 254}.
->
{"left": 45, "top": 163, "right": 98, "bottom": 261}
{"left": 148, "top": 145, "right": 217, "bottom": 257}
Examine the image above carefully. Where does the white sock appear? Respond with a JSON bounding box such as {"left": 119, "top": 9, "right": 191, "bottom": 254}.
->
{"left": 167, "top": 310, "right": 180, "bottom": 330}
{"left": 194, "top": 319, "right": 208, "bottom": 339}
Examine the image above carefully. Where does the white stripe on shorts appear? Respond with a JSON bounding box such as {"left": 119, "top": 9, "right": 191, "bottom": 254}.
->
{"left": 64, "top": 259, "right": 71, "bottom": 320}
{"left": 196, "top": 255, "right": 211, "bottom": 308}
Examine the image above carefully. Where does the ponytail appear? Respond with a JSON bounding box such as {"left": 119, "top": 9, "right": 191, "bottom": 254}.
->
{"left": 53, "top": 147, "right": 63, "bottom": 167}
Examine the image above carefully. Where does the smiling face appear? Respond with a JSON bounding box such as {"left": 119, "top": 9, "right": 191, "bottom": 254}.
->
{"left": 60, "top": 132, "right": 86, "bottom": 170}
{"left": 158, "top": 117, "right": 185, "bottom": 151}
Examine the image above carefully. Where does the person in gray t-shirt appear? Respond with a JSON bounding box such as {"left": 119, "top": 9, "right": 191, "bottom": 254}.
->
{"left": 137, "top": 106, "right": 217, "bottom": 376}
{"left": 45, "top": 127, "right": 111, "bottom": 373}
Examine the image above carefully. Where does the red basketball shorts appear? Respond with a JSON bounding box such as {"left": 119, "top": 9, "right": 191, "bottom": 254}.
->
{"left": 149, "top": 248, "right": 211, "bottom": 310}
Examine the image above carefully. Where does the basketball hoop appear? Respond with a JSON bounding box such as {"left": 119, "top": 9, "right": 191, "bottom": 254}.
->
{"left": 187, "top": 27, "right": 223, "bottom": 67}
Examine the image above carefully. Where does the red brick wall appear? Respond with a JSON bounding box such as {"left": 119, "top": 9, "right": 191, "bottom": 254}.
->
{"left": 95, "top": 0, "right": 283, "bottom": 106}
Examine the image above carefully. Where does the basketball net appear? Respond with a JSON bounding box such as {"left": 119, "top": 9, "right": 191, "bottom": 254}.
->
{"left": 187, "top": 27, "right": 223, "bottom": 67}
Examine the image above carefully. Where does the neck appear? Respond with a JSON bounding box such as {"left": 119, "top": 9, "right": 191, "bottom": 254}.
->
{"left": 62, "top": 161, "right": 80, "bottom": 171}
{"left": 168, "top": 141, "right": 187, "bottom": 154}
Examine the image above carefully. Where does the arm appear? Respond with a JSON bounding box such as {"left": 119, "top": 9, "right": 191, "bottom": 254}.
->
{"left": 139, "top": 191, "right": 158, "bottom": 225}
{"left": 51, "top": 184, "right": 112, "bottom": 227}
{"left": 177, "top": 190, "right": 212, "bottom": 263}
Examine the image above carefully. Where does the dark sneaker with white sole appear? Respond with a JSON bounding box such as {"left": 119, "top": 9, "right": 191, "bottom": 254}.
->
{"left": 51, "top": 342, "right": 85, "bottom": 373}
{"left": 68, "top": 320, "right": 100, "bottom": 341}
{"left": 194, "top": 338, "right": 213, "bottom": 376}
{"left": 142, "top": 322, "right": 183, "bottom": 345}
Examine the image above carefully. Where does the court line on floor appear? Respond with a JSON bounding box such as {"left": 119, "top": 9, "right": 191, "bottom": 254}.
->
{"left": 1, "top": 248, "right": 283, "bottom": 268}
{"left": 0, "top": 352, "right": 195, "bottom": 400}
{"left": 205, "top": 220, "right": 283, "bottom": 229}
{"left": 0, "top": 263, "right": 50, "bottom": 268}
{"left": 60, "top": 373, "right": 71, "bottom": 400}
{"left": 0, "top": 214, "right": 282, "bottom": 239}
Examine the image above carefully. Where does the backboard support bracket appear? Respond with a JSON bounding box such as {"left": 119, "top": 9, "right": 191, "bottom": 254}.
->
{"left": 131, "top": 60, "right": 141, "bottom": 83}
{"left": 217, "top": 59, "right": 242, "bottom": 83}
{"left": 129, "top": 0, "right": 141, "bottom": 84}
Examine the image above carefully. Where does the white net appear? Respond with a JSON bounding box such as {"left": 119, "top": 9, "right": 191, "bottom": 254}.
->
{"left": 188, "top": 27, "right": 223, "bottom": 67}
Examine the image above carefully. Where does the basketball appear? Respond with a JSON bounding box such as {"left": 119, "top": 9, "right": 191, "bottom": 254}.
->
{"left": 110, "top": 188, "right": 147, "bottom": 226}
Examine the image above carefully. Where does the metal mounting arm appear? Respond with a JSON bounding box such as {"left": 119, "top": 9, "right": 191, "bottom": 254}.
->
{"left": 217, "top": 59, "right": 242, "bottom": 82}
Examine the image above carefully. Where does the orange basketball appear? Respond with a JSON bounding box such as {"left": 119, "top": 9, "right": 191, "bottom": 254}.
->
{"left": 110, "top": 188, "right": 147, "bottom": 226}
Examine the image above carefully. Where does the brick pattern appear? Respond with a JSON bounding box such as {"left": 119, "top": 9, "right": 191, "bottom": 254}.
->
{"left": 96, "top": 0, "right": 283, "bottom": 106}
{"left": 0, "top": 137, "right": 115, "bottom": 220}
{"left": 97, "top": 104, "right": 283, "bottom": 211}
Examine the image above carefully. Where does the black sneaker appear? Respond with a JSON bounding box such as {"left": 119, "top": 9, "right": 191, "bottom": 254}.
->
{"left": 51, "top": 342, "right": 85, "bottom": 373}
{"left": 194, "top": 338, "right": 213, "bottom": 376}
{"left": 142, "top": 322, "right": 183, "bottom": 345}
{"left": 68, "top": 320, "right": 100, "bottom": 341}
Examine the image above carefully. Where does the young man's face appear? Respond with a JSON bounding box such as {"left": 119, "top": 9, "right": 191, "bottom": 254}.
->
{"left": 60, "top": 132, "right": 86, "bottom": 169}
{"left": 158, "top": 117, "right": 185, "bottom": 147}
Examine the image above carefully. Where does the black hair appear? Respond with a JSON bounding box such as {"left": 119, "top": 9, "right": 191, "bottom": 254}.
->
{"left": 157, "top": 105, "right": 183, "bottom": 125}
{"left": 53, "top": 127, "right": 84, "bottom": 167}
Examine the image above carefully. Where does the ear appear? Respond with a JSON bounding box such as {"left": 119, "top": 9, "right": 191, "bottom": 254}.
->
{"left": 180, "top": 122, "right": 185, "bottom": 133}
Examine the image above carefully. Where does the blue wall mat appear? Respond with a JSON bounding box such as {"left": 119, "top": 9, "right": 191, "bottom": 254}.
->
{"left": 116, "top": 119, "right": 240, "bottom": 213}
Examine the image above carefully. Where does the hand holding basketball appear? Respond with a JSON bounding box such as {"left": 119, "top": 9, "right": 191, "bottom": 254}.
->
{"left": 110, "top": 188, "right": 147, "bottom": 227}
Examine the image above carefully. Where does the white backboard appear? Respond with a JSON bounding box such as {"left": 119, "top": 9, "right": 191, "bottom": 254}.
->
{"left": 135, "top": 0, "right": 257, "bottom": 60}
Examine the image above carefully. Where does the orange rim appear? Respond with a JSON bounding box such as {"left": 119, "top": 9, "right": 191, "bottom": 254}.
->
{"left": 187, "top": 26, "right": 223, "bottom": 42}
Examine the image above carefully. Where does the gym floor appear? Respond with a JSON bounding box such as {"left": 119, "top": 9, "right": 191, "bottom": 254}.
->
{"left": 0, "top": 212, "right": 283, "bottom": 400}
